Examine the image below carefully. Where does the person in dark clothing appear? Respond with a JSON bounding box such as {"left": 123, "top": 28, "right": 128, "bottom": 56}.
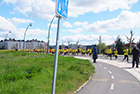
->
{"left": 103, "top": 48, "right": 106, "bottom": 56}
{"left": 132, "top": 45, "right": 139, "bottom": 68}
{"left": 77, "top": 48, "right": 80, "bottom": 55}
{"left": 92, "top": 45, "right": 98, "bottom": 63}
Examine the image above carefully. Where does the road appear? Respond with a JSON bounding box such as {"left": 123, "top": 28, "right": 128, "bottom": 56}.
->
{"left": 99, "top": 55, "right": 133, "bottom": 63}
{"left": 76, "top": 55, "right": 140, "bottom": 94}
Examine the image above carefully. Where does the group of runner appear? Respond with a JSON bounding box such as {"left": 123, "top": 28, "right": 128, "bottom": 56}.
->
{"left": 0, "top": 48, "right": 92, "bottom": 56}
{"left": 103, "top": 47, "right": 133, "bottom": 62}
{"left": 53, "top": 48, "right": 93, "bottom": 56}
{"left": 1, "top": 46, "right": 133, "bottom": 62}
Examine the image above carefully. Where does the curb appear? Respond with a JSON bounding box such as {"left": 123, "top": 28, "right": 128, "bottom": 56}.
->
{"left": 74, "top": 76, "right": 92, "bottom": 94}
{"left": 74, "top": 56, "right": 93, "bottom": 93}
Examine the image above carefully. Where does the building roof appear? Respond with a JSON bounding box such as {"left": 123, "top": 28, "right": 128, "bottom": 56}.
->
{"left": 0, "top": 38, "right": 45, "bottom": 43}
{"left": 124, "top": 42, "right": 136, "bottom": 47}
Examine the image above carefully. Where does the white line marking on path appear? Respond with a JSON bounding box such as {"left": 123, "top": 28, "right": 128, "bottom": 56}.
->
{"left": 111, "top": 75, "right": 114, "bottom": 79}
{"left": 108, "top": 70, "right": 112, "bottom": 74}
{"left": 99, "top": 64, "right": 102, "bottom": 66}
{"left": 104, "top": 67, "right": 107, "bottom": 69}
{"left": 110, "top": 83, "right": 114, "bottom": 90}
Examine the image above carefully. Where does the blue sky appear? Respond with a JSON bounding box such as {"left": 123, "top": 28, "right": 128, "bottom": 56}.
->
{"left": 0, "top": 0, "right": 140, "bottom": 46}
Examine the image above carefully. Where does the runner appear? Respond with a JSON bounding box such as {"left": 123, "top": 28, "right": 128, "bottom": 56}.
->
{"left": 114, "top": 48, "right": 118, "bottom": 60}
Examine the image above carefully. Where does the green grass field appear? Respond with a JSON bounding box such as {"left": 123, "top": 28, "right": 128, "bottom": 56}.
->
{"left": 0, "top": 51, "right": 95, "bottom": 94}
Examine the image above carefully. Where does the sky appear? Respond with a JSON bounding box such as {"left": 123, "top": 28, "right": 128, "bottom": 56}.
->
{"left": 0, "top": 0, "right": 140, "bottom": 46}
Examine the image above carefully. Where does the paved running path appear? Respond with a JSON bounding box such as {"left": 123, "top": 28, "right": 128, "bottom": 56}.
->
{"left": 74, "top": 55, "right": 140, "bottom": 94}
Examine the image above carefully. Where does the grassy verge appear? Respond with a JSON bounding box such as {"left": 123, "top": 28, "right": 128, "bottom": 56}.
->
{"left": 0, "top": 51, "right": 95, "bottom": 94}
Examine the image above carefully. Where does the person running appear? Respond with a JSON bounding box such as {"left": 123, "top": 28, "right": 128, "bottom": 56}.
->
{"left": 64, "top": 48, "right": 68, "bottom": 55}
{"left": 103, "top": 48, "right": 106, "bottom": 56}
{"left": 86, "top": 48, "right": 90, "bottom": 56}
{"left": 129, "top": 47, "right": 133, "bottom": 58}
{"left": 51, "top": 48, "right": 55, "bottom": 54}
{"left": 105, "top": 48, "right": 108, "bottom": 59}
{"left": 89, "top": 48, "right": 92, "bottom": 57}
{"left": 114, "top": 48, "right": 118, "bottom": 60}
{"left": 106, "top": 47, "right": 112, "bottom": 60}
{"left": 68, "top": 48, "right": 71, "bottom": 55}
{"left": 49, "top": 48, "right": 51, "bottom": 54}
{"left": 122, "top": 47, "right": 129, "bottom": 62}
{"left": 72, "top": 49, "right": 75, "bottom": 56}
{"left": 59, "top": 48, "right": 63, "bottom": 55}
{"left": 77, "top": 48, "right": 80, "bottom": 55}
{"left": 81, "top": 48, "right": 85, "bottom": 56}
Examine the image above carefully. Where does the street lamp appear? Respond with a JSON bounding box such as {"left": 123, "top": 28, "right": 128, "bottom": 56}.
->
{"left": 23, "top": 23, "right": 32, "bottom": 50}
{"left": 47, "top": 15, "right": 56, "bottom": 54}
{"left": 5, "top": 31, "right": 11, "bottom": 39}
{"left": 4, "top": 31, "right": 11, "bottom": 49}
{"left": 67, "top": 40, "right": 70, "bottom": 48}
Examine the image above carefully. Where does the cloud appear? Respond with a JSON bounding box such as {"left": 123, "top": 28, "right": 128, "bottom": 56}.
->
{"left": 60, "top": 34, "right": 118, "bottom": 45}
{"left": 2, "top": 0, "right": 18, "bottom": 4}
{"left": 2, "top": 0, "right": 55, "bottom": 20}
{"left": 0, "top": 28, "right": 48, "bottom": 40}
{"left": 0, "top": 16, "right": 17, "bottom": 31}
{"left": 47, "top": 23, "right": 57, "bottom": 29}
{"left": 85, "top": 10, "right": 140, "bottom": 32}
{"left": 0, "top": 16, "right": 49, "bottom": 40}
{"left": 63, "top": 21, "right": 73, "bottom": 28}
{"left": 68, "top": 0, "right": 138, "bottom": 17}
{"left": 8, "top": 17, "right": 34, "bottom": 25}
{"left": 62, "top": 30, "right": 66, "bottom": 32}
{"left": 28, "top": 0, "right": 55, "bottom": 20}
{"left": 26, "top": 29, "right": 47, "bottom": 36}
{"left": 2, "top": 0, "right": 138, "bottom": 20}
{"left": 60, "top": 34, "right": 140, "bottom": 45}
{"left": 68, "top": 28, "right": 83, "bottom": 33}
{"left": 74, "top": 21, "right": 88, "bottom": 26}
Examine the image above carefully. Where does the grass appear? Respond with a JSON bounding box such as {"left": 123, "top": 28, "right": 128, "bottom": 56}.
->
{"left": 0, "top": 51, "right": 95, "bottom": 94}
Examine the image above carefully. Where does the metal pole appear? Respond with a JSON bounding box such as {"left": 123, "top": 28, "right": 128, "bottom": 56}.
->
{"left": 47, "top": 15, "right": 56, "bottom": 54}
{"left": 23, "top": 23, "right": 32, "bottom": 50}
{"left": 51, "top": 16, "right": 61, "bottom": 94}
{"left": 4, "top": 31, "right": 11, "bottom": 49}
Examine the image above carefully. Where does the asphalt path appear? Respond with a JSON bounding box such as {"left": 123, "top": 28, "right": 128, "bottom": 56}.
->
{"left": 76, "top": 55, "right": 140, "bottom": 94}
{"left": 99, "top": 55, "right": 133, "bottom": 63}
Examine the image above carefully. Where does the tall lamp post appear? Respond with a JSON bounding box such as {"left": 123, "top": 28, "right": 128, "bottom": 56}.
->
{"left": 67, "top": 40, "right": 70, "bottom": 48}
{"left": 23, "top": 23, "right": 32, "bottom": 50}
{"left": 76, "top": 40, "right": 79, "bottom": 49}
{"left": 98, "top": 36, "right": 101, "bottom": 54}
{"left": 47, "top": 15, "right": 56, "bottom": 54}
{"left": 4, "top": 31, "right": 11, "bottom": 49}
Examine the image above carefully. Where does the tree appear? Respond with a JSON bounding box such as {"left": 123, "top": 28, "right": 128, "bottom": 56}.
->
{"left": 126, "top": 30, "right": 135, "bottom": 48}
{"left": 97, "top": 43, "right": 107, "bottom": 54}
{"left": 2, "top": 45, "right": 5, "bottom": 49}
{"left": 137, "top": 39, "right": 140, "bottom": 49}
{"left": 116, "top": 36, "right": 125, "bottom": 54}
{"left": 97, "top": 36, "right": 102, "bottom": 54}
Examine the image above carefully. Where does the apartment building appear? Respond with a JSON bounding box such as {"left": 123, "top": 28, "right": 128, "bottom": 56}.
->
{"left": 0, "top": 38, "right": 46, "bottom": 49}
